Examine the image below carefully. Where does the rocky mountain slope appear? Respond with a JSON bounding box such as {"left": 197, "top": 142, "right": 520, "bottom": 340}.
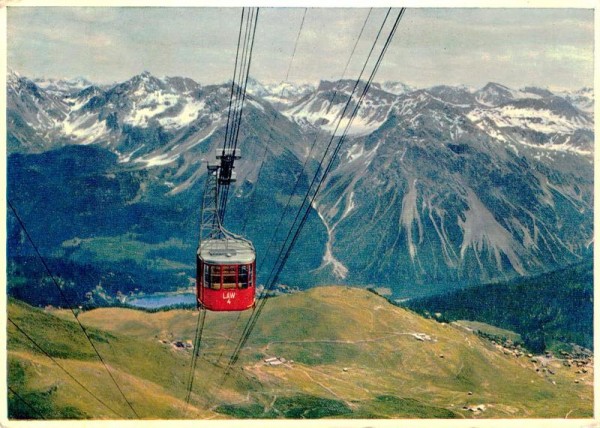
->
{"left": 314, "top": 84, "right": 593, "bottom": 293}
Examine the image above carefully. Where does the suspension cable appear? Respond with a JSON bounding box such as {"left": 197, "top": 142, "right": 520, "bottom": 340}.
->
{"left": 240, "top": 7, "right": 310, "bottom": 235}
{"left": 208, "top": 8, "right": 314, "bottom": 378}
{"left": 259, "top": 8, "right": 393, "bottom": 293}
{"left": 212, "top": 8, "right": 312, "bottom": 374}
{"left": 223, "top": 8, "right": 406, "bottom": 375}
{"left": 222, "top": 8, "right": 247, "bottom": 158}
{"left": 184, "top": 308, "right": 207, "bottom": 414}
{"left": 219, "top": 8, "right": 260, "bottom": 222}
{"left": 257, "top": 8, "right": 373, "bottom": 271}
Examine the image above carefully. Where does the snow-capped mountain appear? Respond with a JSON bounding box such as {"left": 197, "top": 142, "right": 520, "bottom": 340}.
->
{"left": 86, "top": 71, "right": 207, "bottom": 132}
{"left": 474, "top": 82, "right": 523, "bottom": 106}
{"left": 283, "top": 79, "right": 398, "bottom": 136}
{"left": 7, "top": 69, "right": 70, "bottom": 152}
{"left": 10, "top": 71, "right": 239, "bottom": 172}
{"left": 6, "top": 70, "right": 594, "bottom": 298}
{"left": 245, "top": 77, "right": 315, "bottom": 108}
{"left": 313, "top": 85, "right": 593, "bottom": 289}
{"left": 32, "top": 76, "right": 95, "bottom": 95}
{"left": 558, "top": 87, "right": 594, "bottom": 113}
{"left": 468, "top": 84, "right": 593, "bottom": 156}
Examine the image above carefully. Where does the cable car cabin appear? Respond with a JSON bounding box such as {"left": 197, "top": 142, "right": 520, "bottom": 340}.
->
{"left": 196, "top": 238, "right": 256, "bottom": 311}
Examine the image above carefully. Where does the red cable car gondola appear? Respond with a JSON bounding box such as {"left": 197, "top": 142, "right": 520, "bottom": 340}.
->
{"left": 195, "top": 151, "right": 256, "bottom": 311}
{"left": 196, "top": 236, "right": 256, "bottom": 311}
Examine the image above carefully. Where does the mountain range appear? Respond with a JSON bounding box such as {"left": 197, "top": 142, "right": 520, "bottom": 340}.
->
{"left": 6, "top": 69, "right": 594, "bottom": 302}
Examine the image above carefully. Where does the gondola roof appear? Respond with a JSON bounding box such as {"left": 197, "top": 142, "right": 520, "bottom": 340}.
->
{"left": 198, "top": 237, "right": 256, "bottom": 264}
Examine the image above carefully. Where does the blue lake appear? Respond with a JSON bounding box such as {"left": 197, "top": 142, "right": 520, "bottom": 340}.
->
{"left": 127, "top": 292, "right": 196, "bottom": 309}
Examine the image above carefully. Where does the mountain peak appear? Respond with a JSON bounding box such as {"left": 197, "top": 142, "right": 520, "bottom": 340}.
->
{"left": 244, "top": 76, "right": 268, "bottom": 97}
{"left": 31, "top": 76, "right": 95, "bottom": 94}
{"left": 474, "top": 82, "right": 516, "bottom": 106}
{"left": 130, "top": 70, "right": 159, "bottom": 83}
{"left": 425, "top": 85, "right": 476, "bottom": 105}
{"left": 479, "top": 82, "right": 513, "bottom": 96}
{"left": 120, "top": 70, "right": 165, "bottom": 93}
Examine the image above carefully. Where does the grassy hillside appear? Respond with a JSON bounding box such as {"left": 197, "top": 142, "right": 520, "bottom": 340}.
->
{"left": 8, "top": 287, "right": 593, "bottom": 419}
{"left": 7, "top": 298, "right": 215, "bottom": 419}
{"left": 403, "top": 259, "right": 593, "bottom": 352}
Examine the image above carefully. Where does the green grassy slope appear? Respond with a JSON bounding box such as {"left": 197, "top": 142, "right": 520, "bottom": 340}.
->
{"left": 8, "top": 287, "right": 593, "bottom": 419}
{"left": 8, "top": 298, "right": 215, "bottom": 419}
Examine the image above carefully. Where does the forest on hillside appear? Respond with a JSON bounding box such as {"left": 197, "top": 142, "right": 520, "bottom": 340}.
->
{"left": 403, "top": 258, "right": 593, "bottom": 353}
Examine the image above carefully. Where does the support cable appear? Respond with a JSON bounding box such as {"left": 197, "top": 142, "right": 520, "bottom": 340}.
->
{"left": 183, "top": 308, "right": 207, "bottom": 414}
{"left": 257, "top": 8, "right": 373, "bottom": 270}
{"left": 240, "top": 7, "right": 310, "bottom": 235}
{"left": 223, "top": 8, "right": 406, "bottom": 375}
{"left": 215, "top": 8, "right": 309, "bottom": 378}
{"left": 220, "top": 8, "right": 260, "bottom": 222}
{"left": 258, "top": 8, "right": 392, "bottom": 293}
{"left": 222, "top": 8, "right": 247, "bottom": 158}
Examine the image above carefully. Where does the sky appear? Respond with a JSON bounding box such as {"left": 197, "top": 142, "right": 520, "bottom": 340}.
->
{"left": 6, "top": 6, "right": 595, "bottom": 91}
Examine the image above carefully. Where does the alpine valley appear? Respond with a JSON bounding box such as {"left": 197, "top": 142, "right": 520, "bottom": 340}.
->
{"left": 6, "top": 69, "right": 594, "bottom": 304}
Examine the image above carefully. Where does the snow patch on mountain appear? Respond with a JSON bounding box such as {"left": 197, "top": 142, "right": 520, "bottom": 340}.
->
{"left": 557, "top": 87, "right": 594, "bottom": 113}
{"left": 380, "top": 81, "right": 412, "bottom": 95}
{"left": 284, "top": 96, "right": 391, "bottom": 136}
{"left": 62, "top": 112, "right": 109, "bottom": 145}
{"left": 134, "top": 152, "right": 180, "bottom": 167}
{"left": 118, "top": 145, "right": 145, "bottom": 163}
{"left": 157, "top": 99, "right": 207, "bottom": 129}
{"left": 267, "top": 81, "right": 314, "bottom": 98}
{"left": 475, "top": 82, "right": 543, "bottom": 107}
{"left": 33, "top": 76, "right": 94, "bottom": 94}
{"left": 496, "top": 105, "right": 590, "bottom": 133}
{"left": 246, "top": 79, "right": 315, "bottom": 107}
{"left": 467, "top": 104, "right": 593, "bottom": 154}
{"left": 346, "top": 143, "right": 365, "bottom": 161}
{"left": 124, "top": 91, "right": 180, "bottom": 127}
{"left": 513, "top": 135, "right": 592, "bottom": 156}
{"left": 247, "top": 98, "right": 265, "bottom": 112}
